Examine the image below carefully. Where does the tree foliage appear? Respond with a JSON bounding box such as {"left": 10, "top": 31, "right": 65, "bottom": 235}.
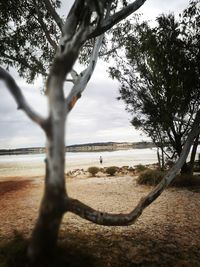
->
{"left": 0, "top": 0, "right": 63, "bottom": 82}
{"left": 110, "top": 1, "right": 200, "bottom": 167}
{"left": 0, "top": 0, "right": 137, "bottom": 82}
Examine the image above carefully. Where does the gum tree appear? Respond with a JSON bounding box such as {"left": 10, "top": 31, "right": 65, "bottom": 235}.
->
{"left": 0, "top": 0, "right": 200, "bottom": 265}
{"left": 110, "top": 3, "right": 200, "bottom": 172}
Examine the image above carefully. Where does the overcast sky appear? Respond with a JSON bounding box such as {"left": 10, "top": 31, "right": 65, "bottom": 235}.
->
{"left": 0, "top": 0, "right": 190, "bottom": 149}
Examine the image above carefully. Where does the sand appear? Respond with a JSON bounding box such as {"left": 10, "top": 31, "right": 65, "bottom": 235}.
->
{"left": 0, "top": 172, "right": 200, "bottom": 266}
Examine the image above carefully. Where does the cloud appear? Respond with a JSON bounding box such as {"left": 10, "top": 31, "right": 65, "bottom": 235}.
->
{"left": 0, "top": 75, "right": 47, "bottom": 148}
{"left": 138, "top": 0, "right": 189, "bottom": 21}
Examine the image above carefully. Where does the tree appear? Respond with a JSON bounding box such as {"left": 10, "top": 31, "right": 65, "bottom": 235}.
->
{"left": 110, "top": 4, "right": 200, "bottom": 172}
{"left": 0, "top": 0, "right": 200, "bottom": 266}
{"left": 0, "top": 0, "right": 147, "bottom": 264}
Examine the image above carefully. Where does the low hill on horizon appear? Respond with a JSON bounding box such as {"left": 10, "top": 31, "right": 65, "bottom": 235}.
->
{"left": 0, "top": 141, "right": 155, "bottom": 155}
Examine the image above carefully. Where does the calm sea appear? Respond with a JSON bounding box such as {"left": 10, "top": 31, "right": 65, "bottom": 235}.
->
{"left": 0, "top": 147, "right": 199, "bottom": 177}
{"left": 0, "top": 148, "right": 158, "bottom": 167}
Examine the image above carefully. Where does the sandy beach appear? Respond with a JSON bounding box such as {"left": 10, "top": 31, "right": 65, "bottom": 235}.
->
{"left": 0, "top": 168, "right": 200, "bottom": 266}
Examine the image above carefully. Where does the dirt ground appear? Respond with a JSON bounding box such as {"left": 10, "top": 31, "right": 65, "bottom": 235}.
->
{"left": 0, "top": 175, "right": 200, "bottom": 267}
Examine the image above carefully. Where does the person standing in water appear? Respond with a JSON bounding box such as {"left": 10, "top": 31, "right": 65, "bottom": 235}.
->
{"left": 99, "top": 156, "right": 103, "bottom": 164}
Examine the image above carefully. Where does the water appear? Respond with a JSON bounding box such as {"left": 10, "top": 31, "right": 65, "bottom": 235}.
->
{"left": 0, "top": 148, "right": 158, "bottom": 167}
{"left": 64, "top": 148, "right": 158, "bottom": 169}
{"left": 0, "top": 148, "right": 157, "bottom": 177}
{"left": 0, "top": 147, "right": 199, "bottom": 177}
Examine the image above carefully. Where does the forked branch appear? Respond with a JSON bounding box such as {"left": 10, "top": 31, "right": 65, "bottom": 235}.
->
{"left": 89, "top": 0, "right": 147, "bottom": 38}
{"left": 65, "top": 111, "right": 200, "bottom": 226}
{"left": 64, "top": 1, "right": 113, "bottom": 113}
{"left": 0, "top": 67, "right": 48, "bottom": 130}
{"left": 65, "top": 34, "right": 104, "bottom": 113}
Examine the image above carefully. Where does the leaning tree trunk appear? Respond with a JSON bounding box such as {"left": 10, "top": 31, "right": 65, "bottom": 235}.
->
{"left": 188, "top": 134, "right": 199, "bottom": 175}
{"left": 157, "top": 147, "right": 161, "bottom": 169}
{"left": 161, "top": 146, "right": 165, "bottom": 170}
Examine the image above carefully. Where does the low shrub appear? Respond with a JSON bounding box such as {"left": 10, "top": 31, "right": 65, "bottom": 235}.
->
{"left": 171, "top": 174, "right": 200, "bottom": 187}
{"left": 87, "top": 166, "right": 99, "bottom": 177}
{"left": 193, "top": 163, "right": 200, "bottom": 172}
{"left": 137, "top": 169, "right": 165, "bottom": 186}
{"left": 135, "top": 164, "right": 148, "bottom": 173}
{"left": 106, "top": 166, "right": 118, "bottom": 176}
{"left": 137, "top": 170, "right": 200, "bottom": 187}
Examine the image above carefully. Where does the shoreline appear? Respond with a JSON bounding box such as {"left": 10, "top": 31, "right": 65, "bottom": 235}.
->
{"left": 0, "top": 161, "right": 157, "bottom": 179}
{"left": 0, "top": 142, "right": 155, "bottom": 156}
{"left": 0, "top": 148, "right": 158, "bottom": 178}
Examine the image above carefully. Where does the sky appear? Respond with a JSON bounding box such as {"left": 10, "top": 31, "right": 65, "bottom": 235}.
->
{"left": 0, "top": 0, "right": 190, "bottom": 149}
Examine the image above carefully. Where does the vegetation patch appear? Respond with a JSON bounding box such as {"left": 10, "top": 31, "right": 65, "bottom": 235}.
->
{"left": 87, "top": 167, "right": 99, "bottom": 177}
{"left": 137, "top": 170, "right": 200, "bottom": 188}
{"left": 106, "top": 166, "right": 118, "bottom": 176}
{"left": 171, "top": 174, "right": 200, "bottom": 187}
{"left": 135, "top": 164, "right": 148, "bottom": 173}
{"left": 137, "top": 170, "right": 165, "bottom": 186}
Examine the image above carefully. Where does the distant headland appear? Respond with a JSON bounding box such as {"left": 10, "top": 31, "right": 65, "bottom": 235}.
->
{"left": 0, "top": 141, "right": 155, "bottom": 156}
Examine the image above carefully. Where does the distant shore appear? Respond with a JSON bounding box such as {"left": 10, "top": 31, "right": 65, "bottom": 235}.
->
{"left": 0, "top": 141, "right": 155, "bottom": 156}
{"left": 0, "top": 148, "right": 158, "bottom": 178}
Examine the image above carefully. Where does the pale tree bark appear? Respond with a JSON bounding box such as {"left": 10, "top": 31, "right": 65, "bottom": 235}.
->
{"left": 66, "top": 35, "right": 104, "bottom": 112}
{"left": 157, "top": 147, "right": 161, "bottom": 169}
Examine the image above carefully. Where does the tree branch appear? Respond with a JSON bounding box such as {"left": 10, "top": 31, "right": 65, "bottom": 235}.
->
{"left": 89, "top": 0, "right": 147, "bottom": 38}
{"left": 99, "top": 43, "right": 121, "bottom": 57}
{"left": 64, "top": 1, "right": 113, "bottom": 112}
{"left": 43, "top": 0, "right": 63, "bottom": 32}
{"left": 65, "top": 34, "right": 104, "bottom": 113}
{"left": 33, "top": 1, "right": 58, "bottom": 50}
{"left": 0, "top": 67, "right": 48, "bottom": 131}
{"left": 1, "top": 52, "right": 47, "bottom": 77}
{"left": 70, "top": 69, "right": 79, "bottom": 84}
{"left": 65, "top": 111, "right": 200, "bottom": 226}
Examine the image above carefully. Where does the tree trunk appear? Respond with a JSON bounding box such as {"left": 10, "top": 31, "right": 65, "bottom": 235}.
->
{"left": 188, "top": 134, "right": 199, "bottom": 175}
{"left": 161, "top": 146, "right": 165, "bottom": 170}
{"left": 28, "top": 69, "right": 67, "bottom": 264}
{"left": 157, "top": 147, "right": 161, "bottom": 169}
{"left": 28, "top": 138, "right": 66, "bottom": 264}
{"left": 180, "top": 162, "right": 190, "bottom": 174}
{"left": 27, "top": 190, "right": 65, "bottom": 264}
{"left": 174, "top": 137, "right": 189, "bottom": 174}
